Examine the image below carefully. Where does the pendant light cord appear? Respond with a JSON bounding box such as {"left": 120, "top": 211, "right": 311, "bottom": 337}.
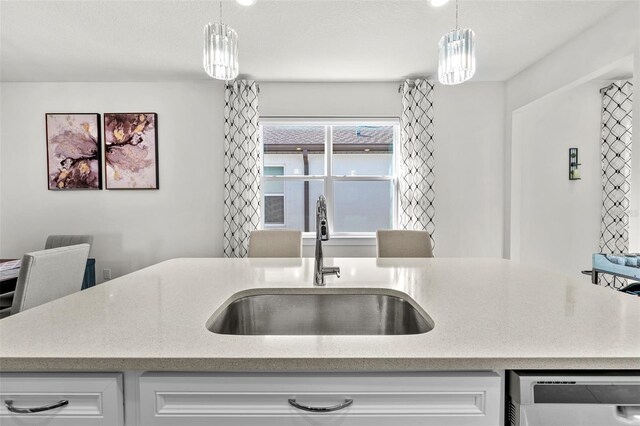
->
{"left": 219, "top": 1, "right": 223, "bottom": 23}
{"left": 455, "top": 0, "right": 459, "bottom": 30}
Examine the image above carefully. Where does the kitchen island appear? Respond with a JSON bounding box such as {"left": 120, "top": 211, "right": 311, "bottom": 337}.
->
{"left": 1, "top": 257, "right": 638, "bottom": 371}
{"left": 0, "top": 258, "right": 638, "bottom": 425}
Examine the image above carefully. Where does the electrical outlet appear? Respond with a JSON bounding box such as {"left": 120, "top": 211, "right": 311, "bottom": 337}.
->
{"left": 103, "top": 269, "right": 112, "bottom": 280}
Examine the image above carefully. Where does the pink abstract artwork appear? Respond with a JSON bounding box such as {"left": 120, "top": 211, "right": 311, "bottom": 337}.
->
{"left": 104, "top": 113, "right": 159, "bottom": 189}
{"left": 46, "top": 113, "right": 102, "bottom": 190}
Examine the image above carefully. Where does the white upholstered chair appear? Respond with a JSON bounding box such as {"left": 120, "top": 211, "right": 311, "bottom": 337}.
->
{"left": 248, "top": 230, "right": 302, "bottom": 258}
{"left": 45, "top": 235, "right": 94, "bottom": 255}
{"left": 376, "top": 230, "right": 434, "bottom": 258}
{"left": 10, "top": 244, "right": 90, "bottom": 315}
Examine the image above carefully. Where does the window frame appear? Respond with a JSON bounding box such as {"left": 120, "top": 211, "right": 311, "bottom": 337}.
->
{"left": 259, "top": 117, "right": 400, "bottom": 239}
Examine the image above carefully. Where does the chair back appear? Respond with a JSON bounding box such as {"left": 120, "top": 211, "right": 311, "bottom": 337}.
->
{"left": 11, "top": 244, "right": 90, "bottom": 315}
{"left": 45, "top": 235, "right": 94, "bottom": 255}
{"left": 376, "top": 230, "right": 433, "bottom": 258}
{"left": 248, "top": 230, "right": 302, "bottom": 258}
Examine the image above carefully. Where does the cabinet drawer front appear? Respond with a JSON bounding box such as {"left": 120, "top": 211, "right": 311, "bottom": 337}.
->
{"left": 155, "top": 391, "right": 486, "bottom": 415}
{"left": 0, "top": 373, "right": 124, "bottom": 426}
{"left": 140, "top": 372, "right": 500, "bottom": 426}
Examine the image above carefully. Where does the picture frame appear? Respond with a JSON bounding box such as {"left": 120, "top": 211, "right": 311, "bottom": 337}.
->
{"left": 45, "top": 113, "right": 102, "bottom": 190}
{"left": 103, "top": 112, "right": 159, "bottom": 190}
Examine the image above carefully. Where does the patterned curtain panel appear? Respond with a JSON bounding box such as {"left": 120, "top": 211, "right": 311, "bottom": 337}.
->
{"left": 399, "top": 79, "right": 436, "bottom": 251}
{"left": 223, "top": 80, "right": 261, "bottom": 258}
{"left": 599, "top": 80, "right": 633, "bottom": 288}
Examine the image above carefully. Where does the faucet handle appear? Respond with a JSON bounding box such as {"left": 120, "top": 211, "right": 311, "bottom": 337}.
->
{"left": 323, "top": 267, "right": 341, "bottom": 279}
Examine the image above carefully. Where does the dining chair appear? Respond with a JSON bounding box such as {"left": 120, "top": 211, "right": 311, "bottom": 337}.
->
{"left": 248, "top": 230, "right": 303, "bottom": 258}
{"left": 376, "top": 230, "right": 434, "bottom": 258}
{"left": 45, "top": 235, "right": 96, "bottom": 289}
{"left": 10, "top": 244, "right": 90, "bottom": 315}
{"left": 45, "top": 235, "right": 94, "bottom": 255}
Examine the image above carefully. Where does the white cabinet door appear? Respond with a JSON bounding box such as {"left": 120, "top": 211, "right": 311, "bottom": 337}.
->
{"left": 140, "top": 372, "right": 500, "bottom": 426}
{"left": 0, "top": 373, "right": 124, "bottom": 426}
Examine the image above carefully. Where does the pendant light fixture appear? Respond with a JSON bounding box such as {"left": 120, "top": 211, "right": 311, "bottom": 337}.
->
{"left": 203, "top": 1, "right": 239, "bottom": 81}
{"left": 438, "top": 0, "right": 475, "bottom": 85}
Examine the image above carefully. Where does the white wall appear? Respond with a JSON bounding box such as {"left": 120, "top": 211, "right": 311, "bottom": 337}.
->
{"left": 632, "top": 11, "right": 640, "bottom": 253}
{"left": 505, "top": 1, "right": 640, "bottom": 259}
{"left": 0, "top": 81, "right": 505, "bottom": 279}
{"left": 0, "top": 82, "right": 225, "bottom": 281}
{"left": 515, "top": 81, "right": 604, "bottom": 280}
{"left": 433, "top": 83, "right": 505, "bottom": 258}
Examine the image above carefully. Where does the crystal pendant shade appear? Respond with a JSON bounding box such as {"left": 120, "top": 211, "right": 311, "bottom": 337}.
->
{"left": 203, "top": 22, "right": 239, "bottom": 81}
{"left": 438, "top": 28, "right": 476, "bottom": 85}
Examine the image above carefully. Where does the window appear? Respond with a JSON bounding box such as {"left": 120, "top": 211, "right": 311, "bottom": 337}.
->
{"left": 264, "top": 166, "right": 285, "bottom": 225}
{"left": 260, "top": 119, "right": 398, "bottom": 235}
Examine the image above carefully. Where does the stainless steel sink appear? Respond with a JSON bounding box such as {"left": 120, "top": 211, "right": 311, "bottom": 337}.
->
{"left": 207, "top": 291, "right": 434, "bottom": 335}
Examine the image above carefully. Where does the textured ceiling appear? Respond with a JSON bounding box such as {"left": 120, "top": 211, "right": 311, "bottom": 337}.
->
{"left": 0, "top": 0, "right": 628, "bottom": 82}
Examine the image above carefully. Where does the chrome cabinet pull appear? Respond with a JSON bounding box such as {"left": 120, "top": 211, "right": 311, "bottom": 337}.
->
{"left": 5, "top": 399, "right": 69, "bottom": 414}
{"left": 288, "top": 398, "right": 353, "bottom": 413}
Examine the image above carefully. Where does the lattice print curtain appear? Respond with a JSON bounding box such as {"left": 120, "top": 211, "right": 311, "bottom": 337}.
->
{"left": 599, "top": 80, "right": 633, "bottom": 288}
{"left": 400, "top": 79, "right": 436, "bottom": 251}
{"left": 223, "top": 80, "right": 261, "bottom": 258}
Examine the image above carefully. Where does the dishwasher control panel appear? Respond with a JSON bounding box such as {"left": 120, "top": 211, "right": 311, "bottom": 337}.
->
{"left": 508, "top": 371, "right": 640, "bottom": 426}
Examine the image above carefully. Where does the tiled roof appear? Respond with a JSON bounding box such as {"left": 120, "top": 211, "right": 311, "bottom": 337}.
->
{"left": 263, "top": 125, "right": 393, "bottom": 146}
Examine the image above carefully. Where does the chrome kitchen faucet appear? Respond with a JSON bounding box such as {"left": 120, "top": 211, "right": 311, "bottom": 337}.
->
{"left": 314, "top": 195, "right": 340, "bottom": 286}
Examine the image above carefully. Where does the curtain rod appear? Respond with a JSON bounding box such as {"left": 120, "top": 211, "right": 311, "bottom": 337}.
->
{"left": 599, "top": 80, "right": 633, "bottom": 93}
{"left": 398, "top": 80, "right": 432, "bottom": 93}
{"left": 600, "top": 83, "right": 615, "bottom": 93}
{"left": 226, "top": 82, "right": 260, "bottom": 93}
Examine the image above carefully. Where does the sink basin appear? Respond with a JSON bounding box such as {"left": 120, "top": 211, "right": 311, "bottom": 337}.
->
{"left": 206, "top": 291, "right": 434, "bottom": 335}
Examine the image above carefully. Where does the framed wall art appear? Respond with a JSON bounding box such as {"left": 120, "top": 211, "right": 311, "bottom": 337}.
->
{"left": 104, "top": 113, "right": 159, "bottom": 189}
{"left": 45, "top": 113, "right": 102, "bottom": 190}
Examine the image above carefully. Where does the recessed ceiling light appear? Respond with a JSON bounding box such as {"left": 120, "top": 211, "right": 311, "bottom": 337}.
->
{"left": 430, "top": 0, "right": 449, "bottom": 6}
{"left": 236, "top": 0, "right": 257, "bottom": 6}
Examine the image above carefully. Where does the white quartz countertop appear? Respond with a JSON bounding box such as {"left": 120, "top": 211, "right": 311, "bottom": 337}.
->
{"left": 0, "top": 258, "right": 638, "bottom": 371}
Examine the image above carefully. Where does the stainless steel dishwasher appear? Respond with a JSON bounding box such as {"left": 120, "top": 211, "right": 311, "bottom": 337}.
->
{"left": 508, "top": 371, "right": 640, "bottom": 426}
